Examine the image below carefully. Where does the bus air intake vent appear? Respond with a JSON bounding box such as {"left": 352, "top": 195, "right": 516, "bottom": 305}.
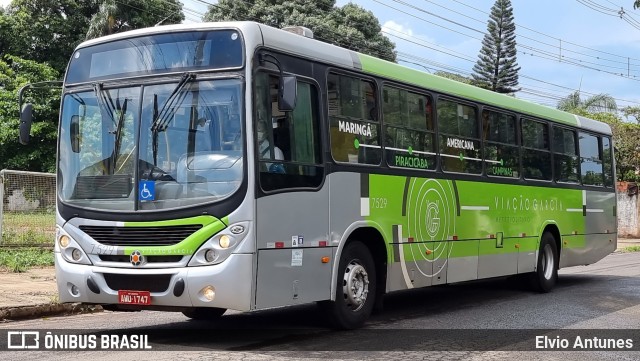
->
{"left": 103, "top": 273, "right": 172, "bottom": 293}
{"left": 73, "top": 175, "right": 133, "bottom": 199}
{"left": 79, "top": 225, "right": 203, "bottom": 246}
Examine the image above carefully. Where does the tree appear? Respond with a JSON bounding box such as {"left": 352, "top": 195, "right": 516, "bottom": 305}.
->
{"left": 556, "top": 98, "right": 635, "bottom": 181}
{"left": 471, "top": 0, "right": 520, "bottom": 93}
{"left": 0, "top": 55, "right": 60, "bottom": 172}
{"left": 203, "top": 0, "right": 396, "bottom": 62}
{"left": 594, "top": 113, "right": 640, "bottom": 182}
{"left": 556, "top": 91, "right": 617, "bottom": 114}
{"left": 86, "top": 0, "right": 184, "bottom": 40}
{"left": 635, "top": 1, "right": 640, "bottom": 9}
{"left": 2, "top": 0, "right": 100, "bottom": 74}
{"left": 434, "top": 71, "right": 472, "bottom": 84}
{"left": 622, "top": 106, "right": 640, "bottom": 123}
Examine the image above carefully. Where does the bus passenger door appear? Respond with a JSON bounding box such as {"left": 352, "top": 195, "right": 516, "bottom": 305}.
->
{"left": 253, "top": 74, "right": 331, "bottom": 309}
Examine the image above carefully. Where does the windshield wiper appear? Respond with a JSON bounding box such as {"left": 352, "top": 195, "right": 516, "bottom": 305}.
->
{"left": 112, "top": 98, "right": 128, "bottom": 171}
{"left": 151, "top": 72, "right": 196, "bottom": 165}
{"left": 93, "top": 83, "right": 130, "bottom": 174}
{"left": 93, "top": 83, "right": 116, "bottom": 126}
{"left": 151, "top": 72, "right": 195, "bottom": 133}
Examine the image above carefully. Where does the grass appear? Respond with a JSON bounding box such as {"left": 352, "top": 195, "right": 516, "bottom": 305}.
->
{"left": 1, "top": 212, "right": 55, "bottom": 246}
{"left": 0, "top": 247, "right": 54, "bottom": 273}
{"left": 622, "top": 245, "right": 640, "bottom": 253}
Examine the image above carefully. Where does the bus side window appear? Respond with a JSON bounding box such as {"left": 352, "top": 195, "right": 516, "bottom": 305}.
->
{"left": 328, "top": 73, "right": 381, "bottom": 165}
{"left": 602, "top": 137, "right": 613, "bottom": 187}
{"left": 255, "top": 72, "right": 323, "bottom": 191}
{"left": 437, "top": 99, "right": 481, "bottom": 174}
{"left": 483, "top": 109, "right": 518, "bottom": 178}
{"left": 579, "top": 132, "right": 604, "bottom": 186}
{"left": 552, "top": 126, "right": 579, "bottom": 183}
{"left": 522, "top": 119, "right": 552, "bottom": 181}
{"left": 383, "top": 85, "right": 435, "bottom": 171}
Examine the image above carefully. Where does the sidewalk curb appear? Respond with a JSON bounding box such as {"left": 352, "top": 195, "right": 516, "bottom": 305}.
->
{"left": 0, "top": 303, "right": 103, "bottom": 322}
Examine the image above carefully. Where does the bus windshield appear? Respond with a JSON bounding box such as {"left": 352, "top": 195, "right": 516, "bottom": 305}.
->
{"left": 58, "top": 79, "right": 244, "bottom": 211}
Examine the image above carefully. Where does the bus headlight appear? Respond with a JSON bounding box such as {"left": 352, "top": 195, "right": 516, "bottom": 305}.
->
{"left": 219, "top": 235, "right": 231, "bottom": 249}
{"left": 72, "top": 248, "right": 83, "bottom": 261}
{"left": 204, "top": 249, "right": 217, "bottom": 263}
{"left": 56, "top": 227, "right": 92, "bottom": 265}
{"left": 188, "top": 222, "right": 249, "bottom": 267}
{"left": 59, "top": 235, "right": 71, "bottom": 248}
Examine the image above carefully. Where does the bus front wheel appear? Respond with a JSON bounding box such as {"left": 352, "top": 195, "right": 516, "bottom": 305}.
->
{"left": 182, "top": 307, "right": 226, "bottom": 320}
{"left": 530, "top": 232, "right": 558, "bottom": 292}
{"left": 322, "top": 241, "right": 376, "bottom": 329}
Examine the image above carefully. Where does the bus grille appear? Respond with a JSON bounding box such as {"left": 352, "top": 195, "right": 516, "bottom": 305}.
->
{"left": 79, "top": 225, "right": 202, "bottom": 246}
{"left": 103, "top": 273, "right": 172, "bottom": 293}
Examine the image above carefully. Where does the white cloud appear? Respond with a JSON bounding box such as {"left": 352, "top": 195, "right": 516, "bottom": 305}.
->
{"left": 382, "top": 20, "right": 415, "bottom": 38}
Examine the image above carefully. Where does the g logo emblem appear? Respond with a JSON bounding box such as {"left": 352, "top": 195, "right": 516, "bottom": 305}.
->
{"left": 426, "top": 201, "right": 440, "bottom": 239}
{"left": 130, "top": 250, "right": 144, "bottom": 266}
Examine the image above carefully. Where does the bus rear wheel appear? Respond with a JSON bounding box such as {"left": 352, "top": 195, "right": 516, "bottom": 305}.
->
{"left": 530, "top": 232, "right": 558, "bottom": 292}
{"left": 182, "top": 307, "right": 226, "bottom": 320}
{"left": 322, "top": 241, "right": 376, "bottom": 329}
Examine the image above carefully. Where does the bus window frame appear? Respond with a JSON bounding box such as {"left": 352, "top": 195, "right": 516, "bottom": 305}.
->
{"left": 480, "top": 105, "right": 520, "bottom": 179}
{"left": 577, "top": 130, "right": 606, "bottom": 188}
{"left": 253, "top": 68, "right": 326, "bottom": 195}
{"left": 551, "top": 124, "right": 580, "bottom": 185}
{"left": 380, "top": 81, "right": 437, "bottom": 173}
{"left": 520, "top": 116, "right": 553, "bottom": 183}
{"left": 602, "top": 135, "right": 614, "bottom": 188}
{"left": 434, "top": 94, "right": 482, "bottom": 176}
{"left": 326, "top": 69, "right": 382, "bottom": 167}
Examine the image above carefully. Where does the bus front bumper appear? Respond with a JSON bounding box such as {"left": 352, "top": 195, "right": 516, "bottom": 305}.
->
{"left": 55, "top": 252, "right": 254, "bottom": 312}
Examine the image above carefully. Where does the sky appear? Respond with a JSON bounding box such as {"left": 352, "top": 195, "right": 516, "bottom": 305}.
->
{"left": 3, "top": 0, "right": 640, "bottom": 116}
{"left": 182, "top": 0, "right": 640, "bottom": 115}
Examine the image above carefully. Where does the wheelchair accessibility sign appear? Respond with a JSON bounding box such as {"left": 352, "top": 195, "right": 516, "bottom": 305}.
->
{"left": 139, "top": 181, "right": 155, "bottom": 201}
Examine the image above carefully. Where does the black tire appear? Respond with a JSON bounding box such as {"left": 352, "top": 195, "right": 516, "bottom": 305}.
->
{"left": 322, "top": 241, "right": 376, "bottom": 329}
{"left": 530, "top": 232, "right": 558, "bottom": 292}
{"left": 182, "top": 307, "right": 226, "bottom": 320}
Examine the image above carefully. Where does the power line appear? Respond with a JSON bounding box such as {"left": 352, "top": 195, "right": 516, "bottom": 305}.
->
{"left": 447, "top": 0, "right": 640, "bottom": 63}
{"left": 146, "top": 0, "right": 640, "bottom": 108}
{"left": 372, "top": 0, "right": 640, "bottom": 79}
{"left": 422, "top": 0, "right": 640, "bottom": 68}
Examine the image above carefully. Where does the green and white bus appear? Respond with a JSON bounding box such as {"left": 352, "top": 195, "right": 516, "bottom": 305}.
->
{"left": 19, "top": 21, "right": 617, "bottom": 329}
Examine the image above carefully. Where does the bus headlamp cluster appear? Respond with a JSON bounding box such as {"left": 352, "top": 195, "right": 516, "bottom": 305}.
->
{"left": 56, "top": 226, "right": 92, "bottom": 265}
{"left": 188, "top": 222, "right": 249, "bottom": 267}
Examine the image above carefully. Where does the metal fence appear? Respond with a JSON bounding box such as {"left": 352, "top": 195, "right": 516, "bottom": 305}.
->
{"left": 0, "top": 169, "right": 56, "bottom": 246}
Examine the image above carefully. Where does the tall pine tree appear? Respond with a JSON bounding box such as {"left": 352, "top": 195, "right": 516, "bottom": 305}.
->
{"left": 472, "top": 0, "right": 520, "bottom": 94}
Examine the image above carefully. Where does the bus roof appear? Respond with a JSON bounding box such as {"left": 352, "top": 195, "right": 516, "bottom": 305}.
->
{"left": 75, "top": 21, "right": 611, "bottom": 136}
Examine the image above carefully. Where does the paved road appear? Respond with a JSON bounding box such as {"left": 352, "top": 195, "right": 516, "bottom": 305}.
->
{"left": 1, "top": 252, "right": 639, "bottom": 360}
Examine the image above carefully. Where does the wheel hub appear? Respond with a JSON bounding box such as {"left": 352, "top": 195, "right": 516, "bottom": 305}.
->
{"left": 342, "top": 260, "right": 369, "bottom": 312}
{"left": 542, "top": 244, "right": 554, "bottom": 280}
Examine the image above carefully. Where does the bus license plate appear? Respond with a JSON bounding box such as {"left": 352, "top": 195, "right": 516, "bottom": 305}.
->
{"left": 118, "top": 290, "right": 151, "bottom": 305}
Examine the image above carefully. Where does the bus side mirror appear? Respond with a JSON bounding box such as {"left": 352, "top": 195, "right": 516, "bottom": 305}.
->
{"left": 278, "top": 75, "right": 297, "bottom": 111}
{"left": 19, "top": 103, "right": 33, "bottom": 145}
{"left": 70, "top": 115, "right": 81, "bottom": 153}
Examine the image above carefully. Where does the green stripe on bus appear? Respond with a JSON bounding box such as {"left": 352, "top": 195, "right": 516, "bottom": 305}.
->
{"left": 123, "top": 218, "right": 227, "bottom": 256}
{"left": 123, "top": 215, "right": 227, "bottom": 255}
{"left": 357, "top": 53, "right": 578, "bottom": 127}
{"left": 364, "top": 174, "right": 585, "bottom": 261}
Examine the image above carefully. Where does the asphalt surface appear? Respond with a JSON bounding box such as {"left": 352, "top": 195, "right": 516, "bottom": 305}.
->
{"left": 0, "top": 252, "right": 639, "bottom": 360}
